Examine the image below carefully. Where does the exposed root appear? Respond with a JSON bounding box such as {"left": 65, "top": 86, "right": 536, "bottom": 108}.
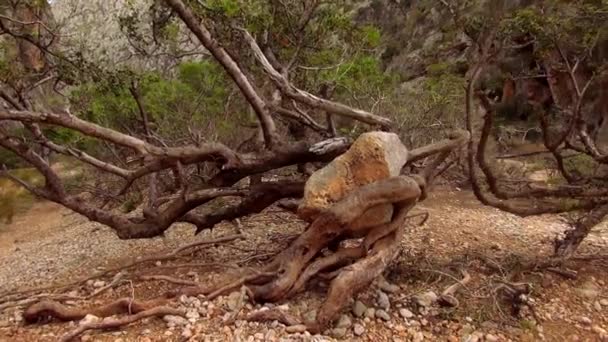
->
{"left": 287, "top": 247, "right": 364, "bottom": 297}
{"left": 207, "top": 272, "right": 276, "bottom": 301}
{"left": 313, "top": 230, "right": 402, "bottom": 332}
{"left": 60, "top": 306, "right": 184, "bottom": 342}
{"left": 438, "top": 270, "right": 472, "bottom": 307}
{"left": 246, "top": 308, "right": 302, "bottom": 326}
{"left": 23, "top": 297, "right": 168, "bottom": 323}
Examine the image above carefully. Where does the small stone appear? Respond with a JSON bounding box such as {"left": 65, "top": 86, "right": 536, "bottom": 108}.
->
{"left": 331, "top": 327, "right": 347, "bottom": 338}
{"left": 378, "top": 278, "right": 400, "bottom": 293}
{"left": 579, "top": 316, "right": 592, "bottom": 325}
{"left": 254, "top": 332, "right": 265, "bottom": 340}
{"left": 181, "top": 327, "right": 193, "bottom": 339}
{"left": 142, "top": 329, "right": 151, "bottom": 335}
{"left": 413, "top": 331, "right": 424, "bottom": 342}
{"left": 336, "top": 314, "right": 352, "bottom": 328}
{"left": 92, "top": 280, "right": 106, "bottom": 288}
{"left": 163, "top": 315, "right": 188, "bottom": 327}
{"left": 377, "top": 291, "right": 391, "bottom": 310}
{"left": 79, "top": 314, "right": 100, "bottom": 326}
{"left": 277, "top": 304, "right": 289, "bottom": 311}
{"left": 352, "top": 300, "right": 367, "bottom": 318}
{"left": 596, "top": 301, "right": 603, "bottom": 311}
{"left": 485, "top": 334, "right": 499, "bottom": 342}
{"left": 353, "top": 323, "right": 365, "bottom": 336}
{"left": 155, "top": 261, "right": 162, "bottom": 266}
{"left": 376, "top": 309, "right": 391, "bottom": 321}
{"left": 364, "top": 308, "right": 376, "bottom": 319}
{"left": 227, "top": 291, "right": 242, "bottom": 311}
{"left": 601, "top": 299, "right": 608, "bottom": 306}
{"left": 593, "top": 325, "right": 608, "bottom": 335}
{"left": 576, "top": 282, "right": 600, "bottom": 299}
{"left": 399, "top": 308, "right": 414, "bottom": 319}
{"left": 413, "top": 291, "right": 438, "bottom": 307}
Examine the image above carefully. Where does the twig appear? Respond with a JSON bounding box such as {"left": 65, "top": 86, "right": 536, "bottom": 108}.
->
{"left": 59, "top": 306, "right": 185, "bottom": 342}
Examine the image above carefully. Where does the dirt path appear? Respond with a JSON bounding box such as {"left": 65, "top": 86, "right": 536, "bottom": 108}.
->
{"left": 0, "top": 187, "right": 606, "bottom": 341}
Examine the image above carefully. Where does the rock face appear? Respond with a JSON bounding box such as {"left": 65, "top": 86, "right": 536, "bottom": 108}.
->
{"left": 297, "top": 132, "right": 408, "bottom": 225}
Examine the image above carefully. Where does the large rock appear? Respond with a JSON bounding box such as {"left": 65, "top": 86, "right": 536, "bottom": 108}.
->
{"left": 298, "top": 132, "right": 408, "bottom": 224}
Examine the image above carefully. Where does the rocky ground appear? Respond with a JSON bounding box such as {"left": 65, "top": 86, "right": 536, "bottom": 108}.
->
{"left": 0, "top": 186, "right": 607, "bottom": 341}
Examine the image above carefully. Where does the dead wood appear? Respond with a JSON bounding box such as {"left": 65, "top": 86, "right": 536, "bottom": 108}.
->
{"left": 23, "top": 297, "right": 169, "bottom": 323}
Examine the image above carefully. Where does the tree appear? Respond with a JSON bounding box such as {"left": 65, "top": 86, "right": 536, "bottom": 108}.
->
{"left": 0, "top": 0, "right": 467, "bottom": 335}
{"left": 463, "top": 1, "right": 608, "bottom": 258}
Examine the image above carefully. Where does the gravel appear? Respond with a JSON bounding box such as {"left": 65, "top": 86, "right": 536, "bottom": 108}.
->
{"left": 0, "top": 205, "right": 239, "bottom": 293}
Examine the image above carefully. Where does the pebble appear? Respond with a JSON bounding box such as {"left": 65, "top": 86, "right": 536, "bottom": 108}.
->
{"left": 413, "top": 331, "right": 424, "bottom": 342}
{"left": 181, "top": 327, "right": 193, "bottom": 339}
{"left": 331, "top": 327, "right": 347, "bottom": 338}
{"left": 79, "top": 314, "right": 100, "bottom": 326}
{"left": 596, "top": 301, "right": 603, "bottom": 311}
{"left": 579, "top": 316, "right": 592, "bottom": 325}
{"left": 353, "top": 300, "right": 367, "bottom": 318}
{"left": 92, "top": 280, "right": 105, "bottom": 288}
{"left": 376, "top": 309, "right": 391, "bottom": 321}
{"left": 399, "top": 308, "right": 414, "bottom": 319}
{"left": 353, "top": 323, "right": 365, "bottom": 336}
{"left": 377, "top": 291, "right": 391, "bottom": 310}
{"left": 227, "top": 291, "right": 242, "bottom": 311}
{"left": 413, "top": 291, "right": 438, "bottom": 307}
{"left": 336, "top": 314, "right": 352, "bottom": 328}
{"left": 601, "top": 299, "right": 608, "bottom": 306}
{"left": 364, "top": 308, "right": 376, "bottom": 319}
{"left": 285, "top": 325, "right": 307, "bottom": 333}
{"left": 254, "top": 332, "right": 265, "bottom": 340}
{"left": 485, "top": 334, "right": 499, "bottom": 342}
{"left": 163, "top": 315, "right": 189, "bottom": 327}
{"left": 593, "top": 325, "right": 608, "bottom": 335}
{"left": 378, "top": 278, "right": 401, "bottom": 293}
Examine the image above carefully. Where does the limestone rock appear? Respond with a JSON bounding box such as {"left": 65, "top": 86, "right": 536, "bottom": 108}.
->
{"left": 352, "top": 300, "right": 367, "bottom": 318}
{"left": 298, "top": 132, "right": 408, "bottom": 222}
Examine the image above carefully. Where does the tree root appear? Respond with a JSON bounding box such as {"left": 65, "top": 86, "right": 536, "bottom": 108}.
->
{"left": 60, "top": 306, "right": 185, "bottom": 342}
{"left": 287, "top": 246, "right": 364, "bottom": 297}
{"left": 23, "top": 297, "right": 169, "bottom": 323}
{"left": 438, "top": 270, "right": 471, "bottom": 307}
{"left": 246, "top": 308, "right": 302, "bottom": 326}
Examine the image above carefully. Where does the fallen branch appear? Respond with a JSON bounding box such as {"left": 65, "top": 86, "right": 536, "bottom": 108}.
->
{"left": 60, "top": 306, "right": 185, "bottom": 342}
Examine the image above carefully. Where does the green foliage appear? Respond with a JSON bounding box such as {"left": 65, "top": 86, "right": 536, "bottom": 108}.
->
{"left": 361, "top": 25, "right": 382, "bottom": 48}
{"left": 70, "top": 60, "right": 232, "bottom": 140}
